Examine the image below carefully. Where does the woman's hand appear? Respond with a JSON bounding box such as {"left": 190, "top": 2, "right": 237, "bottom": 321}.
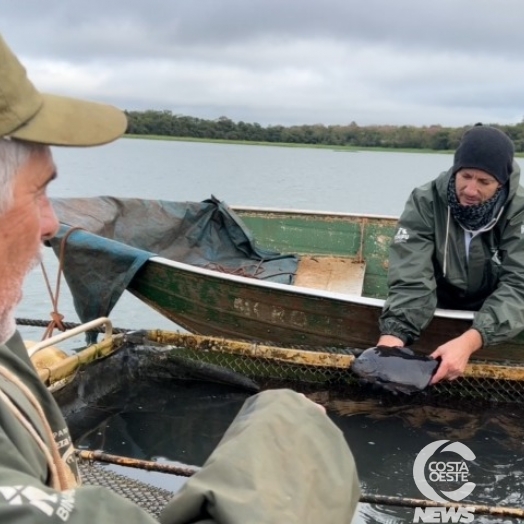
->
{"left": 430, "top": 329, "right": 483, "bottom": 384}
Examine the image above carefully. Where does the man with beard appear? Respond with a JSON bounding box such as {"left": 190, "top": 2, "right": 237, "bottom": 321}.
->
{"left": 377, "top": 124, "right": 524, "bottom": 384}
{"left": 0, "top": 34, "right": 359, "bottom": 523}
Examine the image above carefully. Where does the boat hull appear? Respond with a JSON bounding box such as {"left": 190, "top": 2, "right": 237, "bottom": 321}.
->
{"left": 50, "top": 199, "right": 524, "bottom": 363}
{"left": 128, "top": 257, "right": 524, "bottom": 362}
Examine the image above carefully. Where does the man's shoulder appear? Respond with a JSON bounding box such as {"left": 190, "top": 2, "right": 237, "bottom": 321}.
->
{"left": 411, "top": 170, "right": 449, "bottom": 199}
{"left": 0, "top": 331, "right": 36, "bottom": 378}
{"left": 1, "top": 331, "right": 28, "bottom": 359}
{"left": 506, "top": 184, "right": 524, "bottom": 219}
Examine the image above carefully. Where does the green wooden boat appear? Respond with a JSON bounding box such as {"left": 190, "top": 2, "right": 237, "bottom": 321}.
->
{"left": 49, "top": 197, "right": 524, "bottom": 363}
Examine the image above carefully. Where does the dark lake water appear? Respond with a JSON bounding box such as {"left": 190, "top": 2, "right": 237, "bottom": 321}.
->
{"left": 73, "top": 380, "right": 524, "bottom": 524}
{"left": 17, "top": 139, "right": 524, "bottom": 523}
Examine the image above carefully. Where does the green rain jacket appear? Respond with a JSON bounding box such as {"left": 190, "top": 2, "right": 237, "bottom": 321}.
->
{"left": 379, "top": 163, "right": 524, "bottom": 346}
{"left": 0, "top": 331, "right": 360, "bottom": 523}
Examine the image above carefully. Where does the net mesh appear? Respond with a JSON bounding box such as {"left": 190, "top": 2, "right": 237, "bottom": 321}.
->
{"left": 79, "top": 460, "right": 172, "bottom": 517}
{"left": 169, "top": 344, "right": 524, "bottom": 405}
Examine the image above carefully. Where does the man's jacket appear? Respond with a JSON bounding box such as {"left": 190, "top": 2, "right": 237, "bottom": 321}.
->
{"left": 379, "top": 163, "right": 524, "bottom": 346}
{"left": 0, "top": 331, "right": 360, "bottom": 523}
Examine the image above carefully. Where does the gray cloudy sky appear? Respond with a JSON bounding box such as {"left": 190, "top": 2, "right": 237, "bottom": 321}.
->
{"left": 2, "top": 0, "right": 524, "bottom": 127}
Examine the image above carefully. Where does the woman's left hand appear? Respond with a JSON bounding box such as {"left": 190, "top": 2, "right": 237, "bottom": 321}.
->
{"left": 429, "top": 329, "right": 483, "bottom": 384}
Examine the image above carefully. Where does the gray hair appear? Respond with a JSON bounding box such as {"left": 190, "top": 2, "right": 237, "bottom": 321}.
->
{"left": 0, "top": 139, "right": 50, "bottom": 213}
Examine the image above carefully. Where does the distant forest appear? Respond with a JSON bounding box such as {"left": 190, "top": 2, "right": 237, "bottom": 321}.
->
{"left": 124, "top": 110, "right": 524, "bottom": 152}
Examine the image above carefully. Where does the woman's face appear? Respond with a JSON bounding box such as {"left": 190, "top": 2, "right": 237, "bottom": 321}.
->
{"left": 455, "top": 168, "right": 501, "bottom": 206}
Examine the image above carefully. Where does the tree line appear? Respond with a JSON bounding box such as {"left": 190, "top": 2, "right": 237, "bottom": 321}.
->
{"left": 124, "top": 110, "right": 524, "bottom": 152}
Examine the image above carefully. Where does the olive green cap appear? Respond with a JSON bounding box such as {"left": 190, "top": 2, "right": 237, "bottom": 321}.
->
{"left": 0, "top": 34, "right": 127, "bottom": 146}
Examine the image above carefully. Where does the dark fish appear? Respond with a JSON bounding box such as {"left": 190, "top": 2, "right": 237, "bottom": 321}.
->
{"left": 122, "top": 331, "right": 260, "bottom": 392}
{"left": 166, "top": 354, "right": 260, "bottom": 393}
{"left": 351, "top": 346, "right": 440, "bottom": 394}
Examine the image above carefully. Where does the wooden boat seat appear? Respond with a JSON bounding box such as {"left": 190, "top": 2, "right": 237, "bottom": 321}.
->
{"left": 294, "top": 256, "right": 366, "bottom": 295}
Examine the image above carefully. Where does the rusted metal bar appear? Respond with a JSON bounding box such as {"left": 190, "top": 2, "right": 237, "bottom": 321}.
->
{"left": 37, "top": 335, "right": 126, "bottom": 386}
{"left": 146, "top": 330, "right": 524, "bottom": 382}
{"left": 32, "top": 324, "right": 524, "bottom": 388}
{"left": 147, "top": 330, "right": 355, "bottom": 368}
{"left": 362, "top": 493, "right": 524, "bottom": 518}
{"left": 76, "top": 450, "right": 199, "bottom": 477}
{"left": 464, "top": 362, "right": 524, "bottom": 381}
{"left": 76, "top": 449, "right": 524, "bottom": 518}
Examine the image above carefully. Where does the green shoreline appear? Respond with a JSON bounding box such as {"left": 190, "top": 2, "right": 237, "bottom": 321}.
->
{"left": 123, "top": 134, "right": 451, "bottom": 154}
{"left": 124, "top": 134, "right": 524, "bottom": 157}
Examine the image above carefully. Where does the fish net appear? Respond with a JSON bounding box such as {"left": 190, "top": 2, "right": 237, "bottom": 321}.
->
{"left": 22, "top": 315, "right": 524, "bottom": 405}
{"left": 78, "top": 459, "right": 172, "bottom": 517}
{"left": 160, "top": 343, "right": 524, "bottom": 405}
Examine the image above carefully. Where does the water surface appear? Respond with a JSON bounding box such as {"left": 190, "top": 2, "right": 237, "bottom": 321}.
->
{"left": 17, "top": 139, "right": 523, "bottom": 523}
{"left": 75, "top": 380, "right": 524, "bottom": 524}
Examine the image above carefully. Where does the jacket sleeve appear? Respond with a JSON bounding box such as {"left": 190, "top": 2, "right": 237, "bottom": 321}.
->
{"left": 379, "top": 187, "right": 438, "bottom": 345}
{"left": 0, "top": 337, "right": 163, "bottom": 523}
{"left": 0, "top": 466, "right": 160, "bottom": 523}
{"left": 159, "top": 389, "right": 360, "bottom": 524}
{"left": 473, "top": 212, "right": 524, "bottom": 344}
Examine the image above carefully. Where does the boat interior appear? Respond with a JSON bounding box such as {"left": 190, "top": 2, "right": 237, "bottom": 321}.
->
{"left": 294, "top": 255, "right": 366, "bottom": 295}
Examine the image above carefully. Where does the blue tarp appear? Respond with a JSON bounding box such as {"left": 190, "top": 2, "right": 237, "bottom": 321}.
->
{"left": 48, "top": 196, "right": 299, "bottom": 342}
{"left": 50, "top": 226, "right": 153, "bottom": 343}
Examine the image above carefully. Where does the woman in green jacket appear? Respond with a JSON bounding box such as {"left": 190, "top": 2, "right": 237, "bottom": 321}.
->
{"left": 378, "top": 125, "right": 524, "bottom": 384}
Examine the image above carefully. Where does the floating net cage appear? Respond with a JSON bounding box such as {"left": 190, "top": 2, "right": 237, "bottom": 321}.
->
{"left": 22, "top": 313, "right": 524, "bottom": 406}
{"left": 37, "top": 330, "right": 524, "bottom": 520}
{"left": 37, "top": 329, "right": 524, "bottom": 408}
{"left": 199, "top": 350, "right": 524, "bottom": 404}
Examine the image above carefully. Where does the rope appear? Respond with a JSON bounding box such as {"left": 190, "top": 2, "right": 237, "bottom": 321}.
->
{"left": 16, "top": 318, "right": 129, "bottom": 334}
{"left": 202, "top": 261, "right": 294, "bottom": 281}
{"left": 203, "top": 261, "right": 265, "bottom": 278}
{"left": 0, "top": 366, "right": 78, "bottom": 490}
{"left": 40, "top": 227, "right": 84, "bottom": 340}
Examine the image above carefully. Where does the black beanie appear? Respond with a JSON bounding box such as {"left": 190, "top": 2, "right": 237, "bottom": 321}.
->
{"left": 452, "top": 124, "right": 514, "bottom": 185}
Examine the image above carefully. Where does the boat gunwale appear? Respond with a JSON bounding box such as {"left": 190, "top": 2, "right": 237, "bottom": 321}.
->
{"left": 147, "top": 255, "right": 475, "bottom": 322}
{"left": 232, "top": 205, "right": 399, "bottom": 220}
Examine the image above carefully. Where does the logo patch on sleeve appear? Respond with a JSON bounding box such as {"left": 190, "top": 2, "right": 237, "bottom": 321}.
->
{"left": 394, "top": 227, "right": 410, "bottom": 243}
{"left": 0, "top": 485, "right": 76, "bottom": 520}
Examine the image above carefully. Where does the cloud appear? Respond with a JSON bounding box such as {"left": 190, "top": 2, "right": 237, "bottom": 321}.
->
{"left": 2, "top": 0, "right": 524, "bottom": 126}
